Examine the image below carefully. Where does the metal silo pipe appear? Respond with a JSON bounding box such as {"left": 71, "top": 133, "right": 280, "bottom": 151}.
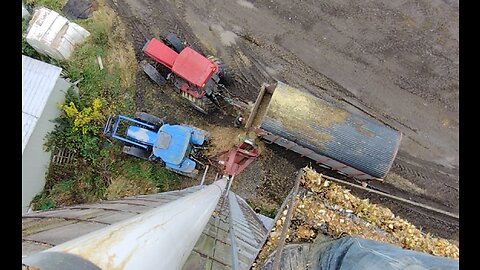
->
{"left": 22, "top": 177, "right": 228, "bottom": 270}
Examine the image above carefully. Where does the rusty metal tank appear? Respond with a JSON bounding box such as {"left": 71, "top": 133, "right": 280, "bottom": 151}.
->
{"left": 246, "top": 81, "right": 402, "bottom": 180}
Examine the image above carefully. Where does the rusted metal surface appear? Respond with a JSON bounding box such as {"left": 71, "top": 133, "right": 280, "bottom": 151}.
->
{"left": 222, "top": 139, "right": 260, "bottom": 177}
{"left": 250, "top": 81, "right": 402, "bottom": 180}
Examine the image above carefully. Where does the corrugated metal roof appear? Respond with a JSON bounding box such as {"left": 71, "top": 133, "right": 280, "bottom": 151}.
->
{"left": 22, "top": 186, "right": 203, "bottom": 257}
{"left": 22, "top": 55, "right": 62, "bottom": 153}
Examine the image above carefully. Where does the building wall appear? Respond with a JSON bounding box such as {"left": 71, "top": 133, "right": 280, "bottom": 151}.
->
{"left": 22, "top": 3, "right": 30, "bottom": 18}
{"left": 22, "top": 78, "right": 70, "bottom": 214}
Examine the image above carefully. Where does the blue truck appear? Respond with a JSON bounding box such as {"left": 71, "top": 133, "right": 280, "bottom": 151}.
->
{"left": 104, "top": 112, "right": 208, "bottom": 178}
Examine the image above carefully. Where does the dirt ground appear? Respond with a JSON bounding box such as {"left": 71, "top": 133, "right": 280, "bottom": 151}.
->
{"left": 106, "top": 0, "right": 459, "bottom": 241}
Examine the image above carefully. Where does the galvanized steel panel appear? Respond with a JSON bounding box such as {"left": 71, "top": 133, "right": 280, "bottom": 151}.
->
{"left": 89, "top": 211, "right": 137, "bottom": 224}
{"left": 24, "top": 222, "right": 107, "bottom": 245}
{"left": 256, "top": 214, "right": 274, "bottom": 229}
{"left": 22, "top": 240, "right": 54, "bottom": 257}
{"left": 23, "top": 218, "right": 77, "bottom": 237}
{"left": 260, "top": 82, "right": 402, "bottom": 179}
{"left": 22, "top": 185, "right": 268, "bottom": 270}
{"left": 22, "top": 55, "right": 62, "bottom": 153}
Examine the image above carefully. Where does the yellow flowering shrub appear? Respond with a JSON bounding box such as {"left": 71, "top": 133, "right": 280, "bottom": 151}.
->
{"left": 63, "top": 98, "right": 103, "bottom": 134}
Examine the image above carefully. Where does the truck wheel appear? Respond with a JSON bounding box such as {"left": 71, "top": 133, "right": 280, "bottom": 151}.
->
{"left": 123, "top": 146, "right": 150, "bottom": 160}
{"left": 207, "top": 56, "right": 235, "bottom": 86}
{"left": 140, "top": 60, "right": 166, "bottom": 86}
{"left": 165, "top": 33, "right": 185, "bottom": 53}
{"left": 134, "top": 112, "right": 163, "bottom": 128}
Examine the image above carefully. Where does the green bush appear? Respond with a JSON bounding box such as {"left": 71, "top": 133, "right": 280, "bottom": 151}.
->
{"left": 44, "top": 88, "right": 105, "bottom": 167}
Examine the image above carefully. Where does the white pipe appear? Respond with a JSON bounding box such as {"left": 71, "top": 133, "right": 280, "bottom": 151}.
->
{"left": 200, "top": 165, "right": 209, "bottom": 185}
{"left": 29, "top": 178, "right": 227, "bottom": 270}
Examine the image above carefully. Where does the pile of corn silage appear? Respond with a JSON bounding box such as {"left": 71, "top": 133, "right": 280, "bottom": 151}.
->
{"left": 254, "top": 167, "right": 458, "bottom": 268}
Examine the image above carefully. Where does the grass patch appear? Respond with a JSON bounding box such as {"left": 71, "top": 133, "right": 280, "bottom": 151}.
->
{"left": 123, "top": 161, "right": 179, "bottom": 190}
{"left": 105, "top": 159, "right": 180, "bottom": 199}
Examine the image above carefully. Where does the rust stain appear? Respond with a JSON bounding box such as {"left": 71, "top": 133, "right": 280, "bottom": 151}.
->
{"left": 58, "top": 226, "right": 127, "bottom": 269}
{"left": 114, "top": 244, "right": 141, "bottom": 270}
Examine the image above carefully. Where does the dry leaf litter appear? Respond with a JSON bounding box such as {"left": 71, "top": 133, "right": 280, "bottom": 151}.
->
{"left": 253, "top": 167, "right": 458, "bottom": 269}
